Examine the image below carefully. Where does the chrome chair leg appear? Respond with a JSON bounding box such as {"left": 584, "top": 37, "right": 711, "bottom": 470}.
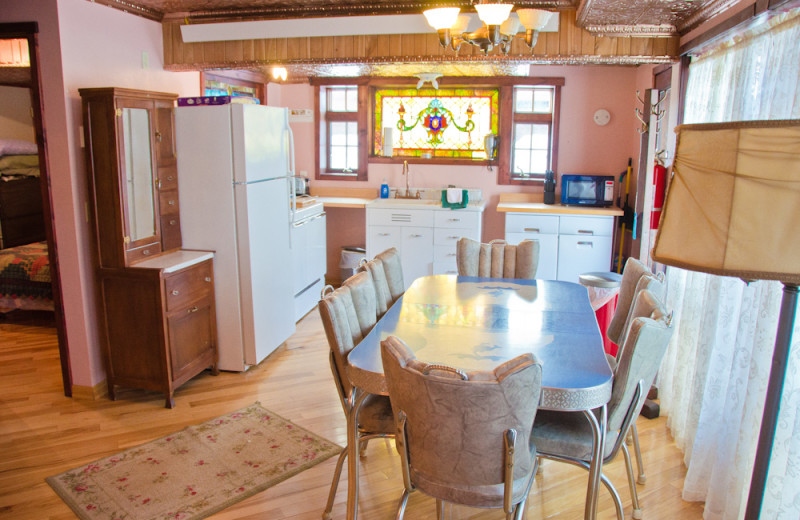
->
{"left": 630, "top": 423, "right": 647, "bottom": 484}
{"left": 622, "top": 444, "right": 643, "bottom": 520}
{"left": 322, "top": 449, "right": 348, "bottom": 519}
{"left": 359, "top": 439, "right": 369, "bottom": 458}
{"left": 436, "top": 499, "right": 445, "bottom": 519}
{"left": 395, "top": 489, "right": 410, "bottom": 520}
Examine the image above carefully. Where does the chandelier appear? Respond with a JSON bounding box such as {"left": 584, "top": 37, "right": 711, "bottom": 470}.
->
{"left": 423, "top": 3, "right": 555, "bottom": 54}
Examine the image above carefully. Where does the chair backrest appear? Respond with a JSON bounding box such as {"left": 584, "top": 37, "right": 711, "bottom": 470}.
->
{"left": 342, "top": 270, "right": 379, "bottom": 337}
{"left": 606, "top": 289, "right": 673, "bottom": 436}
{"left": 606, "top": 257, "right": 661, "bottom": 344}
{"left": 381, "top": 336, "right": 542, "bottom": 499}
{"left": 318, "top": 272, "right": 380, "bottom": 398}
{"left": 360, "top": 258, "right": 393, "bottom": 316}
{"left": 456, "top": 238, "right": 539, "bottom": 279}
{"left": 375, "top": 247, "right": 405, "bottom": 300}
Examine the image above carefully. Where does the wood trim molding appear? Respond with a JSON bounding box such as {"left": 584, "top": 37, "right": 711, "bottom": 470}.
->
{"left": 72, "top": 380, "right": 109, "bottom": 401}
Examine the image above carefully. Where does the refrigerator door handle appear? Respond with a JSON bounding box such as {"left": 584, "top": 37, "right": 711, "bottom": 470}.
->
{"left": 286, "top": 125, "right": 296, "bottom": 178}
{"left": 286, "top": 125, "right": 296, "bottom": 248}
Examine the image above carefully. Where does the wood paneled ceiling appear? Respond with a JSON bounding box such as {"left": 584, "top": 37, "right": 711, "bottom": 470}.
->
{"left": 95, "top": 0, "right": 742, "bottom": 77}
{"left": 97, "top": 0, "right": 738, "bottom": 36}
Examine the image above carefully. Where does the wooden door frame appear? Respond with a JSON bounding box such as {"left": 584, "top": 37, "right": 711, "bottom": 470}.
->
{"left": 0, "top": 22, "right": 72, "bottom": 396}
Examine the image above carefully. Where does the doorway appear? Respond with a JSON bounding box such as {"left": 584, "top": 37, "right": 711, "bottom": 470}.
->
{"left": 0, "top": 22, "right": 71, "bottom": 396}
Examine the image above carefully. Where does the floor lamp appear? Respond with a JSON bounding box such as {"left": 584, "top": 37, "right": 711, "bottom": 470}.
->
{"left": 651, "top": 119, "right": 800, "bottom": 519}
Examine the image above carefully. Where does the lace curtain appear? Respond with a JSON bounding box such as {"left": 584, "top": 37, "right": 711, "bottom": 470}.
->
{"left": 658, "top": 8, "right": 800, "bottom": 519}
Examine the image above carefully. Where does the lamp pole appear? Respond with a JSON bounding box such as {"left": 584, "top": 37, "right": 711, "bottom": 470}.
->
{"left": 744, "top": 283, "right": 798, "bottom": 518}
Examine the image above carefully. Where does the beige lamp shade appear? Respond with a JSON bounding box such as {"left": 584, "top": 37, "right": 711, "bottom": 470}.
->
{"left": 652, "top": 119, "right": 800, "bottom": 284}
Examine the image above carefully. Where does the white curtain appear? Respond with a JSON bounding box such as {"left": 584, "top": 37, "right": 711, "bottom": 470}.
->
{"left": 657, "top": 7, "right": 800, "bottom": 519}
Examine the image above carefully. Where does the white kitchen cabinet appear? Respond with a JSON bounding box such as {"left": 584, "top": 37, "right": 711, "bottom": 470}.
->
{"left": 367, "top": 205, "right": 483, "bottom": 288}
{"left": 504, "top": 213, "right": 614, "bottom": 282}
{"left": 291, "top": 210, "right": 327, "bottom": 321}
{"left": 505, "top": 214, "right": 559, "bottom": 280}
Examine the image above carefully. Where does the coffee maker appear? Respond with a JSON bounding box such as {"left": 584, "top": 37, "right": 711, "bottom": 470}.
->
{"left": 544, "top": 170, "right": 556, "bottom": 204}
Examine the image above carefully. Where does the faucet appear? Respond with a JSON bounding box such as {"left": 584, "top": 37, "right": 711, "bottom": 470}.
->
{"left": 397, "top": 160, "right": 420, "bottom": 199}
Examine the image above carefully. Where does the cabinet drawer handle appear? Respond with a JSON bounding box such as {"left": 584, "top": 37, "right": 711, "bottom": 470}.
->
{"left": 172, "top": 290, "right": 180, "bottom": 296}
{"left": 577, "top": 230, "right": 594, "bottom": 235}
{"left": 410, "top": 234, "right": 423, "bottom": 238}
{"left": 524, "top": 228, "right": 540, "bottom": 233}
{"left": 168, "top": 200, "right": 176, "bottom": 206}
{"left": 448, "top": 235, "right": 460, "bottom": 239}
{"left": 378, "top": 232, "right": 391, "bottom": 237}
{"left": 167, "top": 175, "right": 174, "bottom": 181}
{"left": 155, "top": 131, "right": 162, "bottom": 142}
{"left": 204, "top": 276, "right": 212, "bottom": 283}
{"left": 448, "top": 218, "right": 461, "bottom": 222}
{"left": 188, "top": 306, "right": 199, "bottom": 313}
{"left": 577, "top": 241, "right": 594, "bottom": 247}
{"left": 446, "top": 270, "right": 458, "bottom": 274}
{"left": 169, "top": 219, "right": 177, "bottom": 225}
{"left": 447, "top": 253, "right": 456, "bottom": 257}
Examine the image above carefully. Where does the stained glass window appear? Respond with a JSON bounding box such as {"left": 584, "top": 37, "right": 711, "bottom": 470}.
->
{"left": 374, "top": 88, "right": 499, "bottom": 159}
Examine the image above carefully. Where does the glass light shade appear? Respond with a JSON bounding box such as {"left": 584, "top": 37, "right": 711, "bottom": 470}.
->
{"left": 500, "top": 14, "right": 521, "bottom": 35}
{"left": 451, "top": 14, "right": 472, "bottom": 35}
{"left": 517, "top": 8, "right": 554, "bottom": 30}
{"left": 271, "top": 66, "right": 287, "bottom": 81}
{"left": 423, "top": 7, "right": 461, "bottom": 30}
{"left": 475, "top": 3, "right": 513, "bottom": 26}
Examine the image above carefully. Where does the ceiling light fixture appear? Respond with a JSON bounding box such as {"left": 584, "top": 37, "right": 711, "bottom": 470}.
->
{"left": 424, "top": 3, "right": 555, "bottom": 54}
{"left": 415, "top": 73, "right": 443, "bottom": 89}
{"left": 271, "top": 66, "right": 288, "bottom": 81}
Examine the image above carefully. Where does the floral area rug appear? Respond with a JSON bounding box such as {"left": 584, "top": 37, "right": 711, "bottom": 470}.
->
{"left": 46, "top": 403, "right": 341, "bottom": 520}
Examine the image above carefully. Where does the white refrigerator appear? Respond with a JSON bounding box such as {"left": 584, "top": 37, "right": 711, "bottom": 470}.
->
{"left": 175, "top": 103, "right": 296, "bottom": 371}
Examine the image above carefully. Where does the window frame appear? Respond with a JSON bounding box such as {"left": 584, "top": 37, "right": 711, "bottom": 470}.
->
{"left": 499, "top": 83, "right": 562, "bottom": 185}
{"left": 314, "top": 80, "right": 369, "bottom": 182}
{"left": 312, "top": 77, "right": 563, "bottom": 184}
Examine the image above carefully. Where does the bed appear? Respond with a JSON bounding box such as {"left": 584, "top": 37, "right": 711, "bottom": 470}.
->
{"left": 0, "top": 241, "right": 53, "bottom": 311}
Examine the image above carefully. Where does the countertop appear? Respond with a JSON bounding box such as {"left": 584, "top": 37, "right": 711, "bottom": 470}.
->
{"left": 132, "top": 249, "right": 214, "bottom": 273}
{"left": 496, "top": 201, "right": 624, "bottom": 216}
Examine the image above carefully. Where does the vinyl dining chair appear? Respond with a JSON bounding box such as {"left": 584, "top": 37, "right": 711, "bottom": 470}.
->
{"left": 318, "top": 272, "right": 395, "bottom": 520}
{"left": 381, "top": 336, "right": 543, "bottom": 520}
{"left": 456, "top": 238, "right": 540, "bottom": 279}
{"left": 604, "top": 258, "right": 665, "bottom": 488}
{"left": 360, "top": 247, "right": 405, "bottom": 317}
{"left": 531, "top": 289, "right": 673, "bottom": 520}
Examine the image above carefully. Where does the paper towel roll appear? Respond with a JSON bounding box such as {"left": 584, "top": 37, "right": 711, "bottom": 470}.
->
{"left": 382, "top": 127, "right": 393, "bottom": 157}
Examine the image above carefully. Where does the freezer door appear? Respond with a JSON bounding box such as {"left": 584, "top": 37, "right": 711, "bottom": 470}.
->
{"left": 232, "top": 104, "right": 289, "bottom": 184}
{"left": 234, "top": 177, "right": 296, "bottom": 365}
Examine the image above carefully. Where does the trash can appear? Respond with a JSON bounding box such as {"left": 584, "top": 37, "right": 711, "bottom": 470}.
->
{"left": 339, "top": 246, "right": 366, "bottom": 283}
{"left": 578, "top": 271, "right": 622, "bottom": 356}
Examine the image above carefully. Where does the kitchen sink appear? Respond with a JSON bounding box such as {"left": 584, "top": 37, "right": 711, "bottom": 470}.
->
{"left": 368, "top": 198, "right": 441, "bottom": 207}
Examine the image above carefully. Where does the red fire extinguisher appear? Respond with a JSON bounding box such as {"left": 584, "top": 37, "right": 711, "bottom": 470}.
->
{"left": 651, "top": 157, "right": 667, "bottom": 229}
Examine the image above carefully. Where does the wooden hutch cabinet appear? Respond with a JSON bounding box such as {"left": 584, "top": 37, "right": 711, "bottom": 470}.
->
{"left": 80, "top": 87, "right": 218, "bottom": 408}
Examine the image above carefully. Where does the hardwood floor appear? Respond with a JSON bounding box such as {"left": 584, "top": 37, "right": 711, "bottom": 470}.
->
{"left": 0, "top": 308, "right": 705, "bottom": 519}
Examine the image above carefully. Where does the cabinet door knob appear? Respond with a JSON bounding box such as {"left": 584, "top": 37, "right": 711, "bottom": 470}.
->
{"left": 188, "top": 306, "right": 199, "bottom": 313}
{"left": 168, "top": 200, "right": 176, "bottom": 206}
{"left": 155, "top": 131, "right": 162, "bottom": 142}
{"left": 169, "top": 219, "right": 177, "bottom": 225}
{"left": 167, "top": 175, "right": 174, "bottom": 181}
{"left": 143, "top": 249, "right": 150, "bottom": 255}
{"left": 172, "top": 290, "right": 180, "bottom": 296}
{"left": 204, "top": 277, "right": 212, "bottom": 283}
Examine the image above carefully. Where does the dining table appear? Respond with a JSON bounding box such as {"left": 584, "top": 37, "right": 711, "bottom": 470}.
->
{"left": 344, "top": 274, "right": 614, "bottom": 520}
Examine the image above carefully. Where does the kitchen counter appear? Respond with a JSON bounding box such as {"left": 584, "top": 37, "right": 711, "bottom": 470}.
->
{"left": 496, "top": 193, "right": 623, "bottom": 216}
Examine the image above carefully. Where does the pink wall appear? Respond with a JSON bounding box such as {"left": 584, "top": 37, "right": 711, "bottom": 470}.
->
{"left": 1, "top": 0, "right": 199, "bottom": 388}
{"left": 280, "top": 65, "right": 644, "bottom": 278}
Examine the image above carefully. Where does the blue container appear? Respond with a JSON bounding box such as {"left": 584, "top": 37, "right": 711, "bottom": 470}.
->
{"left": 380, "top": 180, "right": 389, "bottom": 199}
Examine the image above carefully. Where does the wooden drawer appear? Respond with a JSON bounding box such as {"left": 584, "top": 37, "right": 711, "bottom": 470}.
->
{"left": 164, "top": 260, "right": 214, "bottom": 312}
{"left": 434, "top": 211, "right": 480, "bottom": 229}
{"left": 159, "top": 188, "right": 180, "bottom": 216}
{"left": 126, "top": 241, "right": 162, "bottom": 264}
{"left": 505, "top": 213, "right": 559, "bottom": 234}
{"left": 160, "top": 214, "right": 182, "bottom": 251}
{"left": 158, "top": 165, "right": 178, "bottom": 191}
{"left": 558, "top": 215, "right": 613, "bottom": 237}
{"left": 0, "top": 177, "right": 43, "bottom": 218}
{"left": 367, "top": 208, "right": 434, "bottom": 227}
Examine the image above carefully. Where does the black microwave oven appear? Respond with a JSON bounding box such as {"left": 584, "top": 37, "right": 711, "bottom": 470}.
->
{"left": 560, "top": 175, "right": 615, "bottom": 207}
